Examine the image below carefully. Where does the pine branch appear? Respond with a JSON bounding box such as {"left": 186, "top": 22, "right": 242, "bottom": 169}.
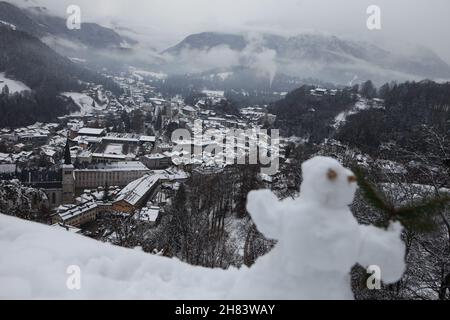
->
{"left": 395, "top": 195, "right": 450, "bottom": 232}
{"left": 353, "top": 167, "right": 396, "bottom": 227}
{"left": 354, "top": 166, "right": 450, "bottom": 233}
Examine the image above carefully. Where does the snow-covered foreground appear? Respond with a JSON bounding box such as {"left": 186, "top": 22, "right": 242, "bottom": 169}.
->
{"left": 0, "top": 157, "right": 406, "bottom": 300}
{"left": 0, "top": 213, "right": 238, "bottom": 300}
{"left": 0, "top": 73, "right": 30, "bottom": 94}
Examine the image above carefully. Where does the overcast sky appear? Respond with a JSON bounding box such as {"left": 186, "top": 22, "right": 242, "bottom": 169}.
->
{"left": 15, "top": 0, "right": 450, "bottom": 63}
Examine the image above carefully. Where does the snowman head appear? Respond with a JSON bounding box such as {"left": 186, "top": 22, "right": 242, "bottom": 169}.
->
{"left": 247, "top": 156, "right": 358, "bottom": 241}
{"left": 300, "top": 156, "right": 358, "bottom": 209}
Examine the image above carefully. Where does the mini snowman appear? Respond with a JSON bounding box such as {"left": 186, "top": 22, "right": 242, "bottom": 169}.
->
{"left": 234, "top": 156, "right": 405, "bottom": 299}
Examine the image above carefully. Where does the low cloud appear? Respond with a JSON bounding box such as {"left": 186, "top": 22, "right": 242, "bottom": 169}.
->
{"left": 162, "top": 33, "right": 278, "bottom": 84}
{"left": 15, "top": 0, "right": 450, "bottom": 64}
{"left": 240, "top": 33, "right": 278, "bottom": 84}
{"left": 164, "top": 45, "right": 240, "bottom": 73}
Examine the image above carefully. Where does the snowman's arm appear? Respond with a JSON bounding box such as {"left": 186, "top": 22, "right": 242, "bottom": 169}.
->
{"left": 357, "top": 222, "right": 406, "bottom": 284}
{"left": 246, "top": 190, "right": 281, "bottom": 240}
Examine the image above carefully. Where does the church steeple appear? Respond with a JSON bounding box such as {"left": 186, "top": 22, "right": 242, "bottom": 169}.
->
{"left": 64, "top": 138, "right": 72, "bottom": 165}
{"left": 62, "top": 137, "right": 75, "bottom": 204}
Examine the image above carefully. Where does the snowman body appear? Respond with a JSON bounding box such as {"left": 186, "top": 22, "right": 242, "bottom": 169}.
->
{"left": 234, "top": 156, "right": 406, "bottom": 299}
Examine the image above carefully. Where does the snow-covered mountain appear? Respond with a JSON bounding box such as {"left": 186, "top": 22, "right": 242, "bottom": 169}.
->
{"left": 0, "top": 1, "right": 136, "bottom": 50}
{"left": 0, "top": 24, "right": 120, "bottom": 93}
{"left": 163, "top": 32, "right": 450, "bottom": 85}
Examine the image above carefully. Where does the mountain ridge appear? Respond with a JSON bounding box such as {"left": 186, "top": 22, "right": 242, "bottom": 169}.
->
{"left": 0, "top": 24, "right": 120, "bottom": 93}
{"left": 163, "top": 31, "right": 450, "bottom": 84}
{"left": 0, "top": 1, "right": 136, "bottom": 49}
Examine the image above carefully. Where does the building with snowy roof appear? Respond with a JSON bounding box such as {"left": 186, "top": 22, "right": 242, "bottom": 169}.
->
{"left": 135, "top": 206, "right": 161, "bottom": 226}
{"left": 182, "top": 105, "right": 197, "bottom": 117}
{"left": 74, "top": 161, "right": 150, "bottom": 189}
{"left": 112, "top": 174, "right": 161, "bottom": 214}
{"left": 139, "top": 136, "right": 156, "bottom": 144}
{"left": 77, "top": 127, "right": 107, "bottom": 137}
{"left": 53, "top": 200, "right": 98, "bottom": 227}
{"left": 140, "top": 153, "right": 172, "bottom": 170}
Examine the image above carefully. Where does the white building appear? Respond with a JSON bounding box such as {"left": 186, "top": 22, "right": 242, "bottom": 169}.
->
{"left": 74, "top": 161, "right": 150, "bottom": 189}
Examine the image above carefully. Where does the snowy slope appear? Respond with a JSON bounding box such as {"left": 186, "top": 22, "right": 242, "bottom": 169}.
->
{"left": 61, "top": 92, "right": 106, "bottom": 116}
{"left": 0, "top": 73, "right": 30, "bottom": 94}
{"left": 0, "top": 213, "right": 238, "bottom": 300}
{"left": 333, "top": 98, "right": 384, "bottom": 129}
{"left": 0, "top": 20, "right": 16, "bottom": 30}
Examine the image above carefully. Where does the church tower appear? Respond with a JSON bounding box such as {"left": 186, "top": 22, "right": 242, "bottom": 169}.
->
{"left": 62, "top": 138, "right": 75, "bottom": 204}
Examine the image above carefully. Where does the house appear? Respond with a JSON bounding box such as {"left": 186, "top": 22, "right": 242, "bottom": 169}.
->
{"left": 158, "top": 143, "right": 174, "bottom": 153}
{"left": 91, "top": 152, "right": 136, "bottom": 163}
{"left": 53, "top": 200, "right": 98, "bottom": 227}
{"left": 141, "top": 153, "right": 171, "bottom": 170}
{"left": 112, "top": 174, "right": 161, "bottom": 214}
{"left": 310, "top": 88, "right": 328, "bottom": 96}
{"left": 139, "top": 136, "right": 156, "bottom": 145}
{"left": 135, "top": 206, "right": 161, "bottom": 227}
{"left": 41, "top": 147, "right": 58, "bottom": 163}
{"left": 264, "top": 113, "right": 277, "bottom": 125}
{"left": 14, "top": 143, "right": 26, "bottom": 153}
{"left": 182, "top": 106, "right": 197, "bottom": 117}
{"left": 17, "top": 131, "right": 49, "bottom": 143}
{"left": 372, "top": 98, "right": 385, "bottom": 108}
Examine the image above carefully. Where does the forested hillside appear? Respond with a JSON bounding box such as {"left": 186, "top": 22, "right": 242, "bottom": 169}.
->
{"left": 0, "top": 25, "right": 121, "bottom": 127}
{"left": 269, "top": 85, "right": 357, "bottom": 142}
{"left": 0, "top": 1, "right": 135, "bottom": 49}
{"left": 337, "top": 81, "right": 450, "bottom": 155}
{"left": 0, "top": 26, "right": 120, "bottom": 93}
